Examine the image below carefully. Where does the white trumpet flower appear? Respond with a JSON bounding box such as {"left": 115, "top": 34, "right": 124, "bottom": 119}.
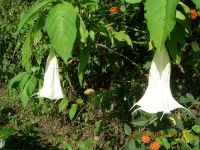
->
{"left": 37, "top": 51, "right": 64, "bottom": 100}
{"left": 130, "top": 45, "right": 187, "bottom": 115}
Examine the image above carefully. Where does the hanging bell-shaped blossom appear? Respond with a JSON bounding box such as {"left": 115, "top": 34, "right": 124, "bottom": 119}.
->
{"left": 130, "top": 45, "right": 187, "bottom": 114}
{"left": 36, "top": 51, "right": 64, "bottom": 100}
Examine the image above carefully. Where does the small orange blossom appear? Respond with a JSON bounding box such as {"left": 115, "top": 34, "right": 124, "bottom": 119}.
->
{"left": 150, "top": 141, "right": 161, "bottom": 150}
{"left": 108, "top": 6, "right": 120, "bottom": 14}
{"left": 141, "top": 132, "right": 151, "bottom": 144}
{"left": 188, "top": 9, "right": 198, "bottom": 20}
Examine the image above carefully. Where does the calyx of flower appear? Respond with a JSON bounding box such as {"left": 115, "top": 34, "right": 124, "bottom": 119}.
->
{"left": 130, "top": 45, "right": 187, "bottom": 114}
{"left": 36, "top": 51, "right": 64, "bottom": 100}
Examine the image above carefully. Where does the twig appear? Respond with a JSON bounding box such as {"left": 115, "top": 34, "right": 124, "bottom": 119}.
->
{"left": 96, "top": 43, "right": 140, "bottom": 68}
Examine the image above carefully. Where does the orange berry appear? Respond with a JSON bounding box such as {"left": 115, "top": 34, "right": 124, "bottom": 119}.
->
{"left": 188, "top": 9, "right": 198, "bottom": 20}
{"left": 141, "top": 132, "right": 151, "bottom": 144}
{"left": 108, "top": 6, "right": 120, "bottom": 14}
{"left": 150, "top": 141, "right": 161, "bottom": 150}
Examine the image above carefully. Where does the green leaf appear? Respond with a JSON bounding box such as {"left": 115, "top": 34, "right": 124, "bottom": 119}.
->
{"left": 84, "top": 139, "right": 94, "bottom": 148}
{"left": 62, "top": 142, "right": 72, "bottom": 150}
{"left": 80, "top": 0, "right": 98, "bottom": 10}
{"left": 0, "top": 139, "right": 5, "bottom": 149}
{"left": 180, "top": 93, "right": 195, "bottom": 104}
{"left": 76, "top": 141, "right": 86, "bottom": 149}
{"left": 19, "top": 75, "right": 37, "bottom": 107}
{"left": 131, "top": 119, "right": 147, "bottom": 126}
{"left": 126, "top": 0, "right": 142, "bottom": 4}
{"left": 126, "top": 139, "right": 137, "bottom": 150}
{"left": 176, "top": 10, "right": 186, "bottom": 20}
{"left": 59, "top": 98, "right": 69, "bottom": 112}
{"left": 8, "top": 72, "right": 27, "bottom": 94}
{"left": 89, "top": 30, "right": 95, "bottom": 41}
{"left": 124, "top": 124, "right": 131, "bottom": 135}
{"left": 113, "top": 31, "right": 132, "bottom": 46}
{"left": 78, "top": 47, "right": 90, "bottom": 85}
{"left": 145, "top": 0, "right": 179, "bottom": 50}
{"left": 167, "top": 23, "right": 186, "bottom": 64}
{"left": 79, "top": 15, "right": 88, "bottom": 44}
{"left": 17, "top": 0, "right": 52, "bottom": 32}
{"left": 0, "top": 128, "right": 16, "bottom": 139}
{"left": 22, "top": 35, "right": 32, "bottom": 71}
{"left": 19, "top": 73, "right": 31, "bottom": 91}
{"left": 191, "top": 41, "right": 200, "bottom": 52}
{"left": 156, "top": 137, "right": 170, "bottom": 150}
{"left": 76, "top": 98, "right": 84, "bottom": 105}
{"left": 46, "top": 2, "right": 77, "bottom": 62}
{"left": 192, "top": 125, "right": 200, "bottom": 133}
{"left": 69, "top": 104, "right": 78, "bottom": 120}
{"left": 176, "top": 118, "right": 184, "bottom": 130}
{"left": 33, "top": 30, "right": 43, "bottom": 44}
{"left": 192, "top": 0, "right": 200, "bottom": 10}
{"left": 178, "top": 1, "right": 190, "bottom": 13}
{"left": 94, "top": 120, "right": 102, "bottom": 135}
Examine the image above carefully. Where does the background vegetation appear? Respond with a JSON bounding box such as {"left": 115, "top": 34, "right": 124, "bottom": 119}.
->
{"left": 0, "top": 0, "right": 200, "bottom": 149}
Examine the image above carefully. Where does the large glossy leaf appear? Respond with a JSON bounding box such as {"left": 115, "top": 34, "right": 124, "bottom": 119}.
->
{"left": 145, "top": 0, "right": 179, "bottom": 50}
{"left": 19, "top": 75, "right": 37, "bottom": 107}
{"left": 46, "top": 2, "right": 77, "bottom": 62}
{"left": 17, "top": 0, "right": 52, "bottom": 32}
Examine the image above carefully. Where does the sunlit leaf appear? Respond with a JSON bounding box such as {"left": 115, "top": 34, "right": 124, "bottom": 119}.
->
{"left": 126, "top": 0, "right": 142, "bottom": 4}
{"left": 145, "top": 0, "right": 179, "bottom": 50}
{"left": 17, "top": 0, "right": 52, "bottom": 32}
{"left": 46, "top": 2, "right": 77, "bottom": 62}
{"left": 59, "top": 98, "right": 69, "bottom": 112}
{"left": 22, "top": 34, "right": 32, "bottom": 71}
{"left": 192, "top": 0, "right": 200, "bottom": 10}
{"left": 69, "top": 104, "right": 78, "bottom": 120}
{"left": 192, "top": 125, "right": 200, "bottom": 133}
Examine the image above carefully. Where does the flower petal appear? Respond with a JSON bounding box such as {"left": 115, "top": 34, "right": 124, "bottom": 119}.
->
{"left": 131, "top": 45, "right": 187, "bottom": 114}
{"left": 37, "top": 51, "right": 64, "bottom": 100}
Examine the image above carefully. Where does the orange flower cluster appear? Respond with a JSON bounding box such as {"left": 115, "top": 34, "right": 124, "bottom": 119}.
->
{"left": 141, "top": 132, "right": 151, "bottom": 144}
{"left": 150, "top": 141, "right": 161, "bottom": 150}
{"left": 140, "top": 132, "right": 161, "bottom": 150}
{"left": 188, "top": 9, "right": 198, "bottom": 20}
{"left": 108, "top": 6, "right": 120, "bottom": 14}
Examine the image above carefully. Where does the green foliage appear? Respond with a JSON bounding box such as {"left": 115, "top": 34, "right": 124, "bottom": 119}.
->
{"left": 21, "top": 35, "right": 32, "bottom": 71}
{"left": 17, "top": 0, "right": 53, "bottom": 32}
{"left": 1, "top": 0, "right": 200, "bottom": 149}
{"left": 58, "top": 98, "right": 69, "bottom": 112}
{"left": 69, "top": 104, "right": 78, "bottom": 120}
{"left": 0, "top": 128, "right": 16, "bottom": 149}
{"left": 46, "top": 2, "right": 77, "bottom": 62}
{"left": 145, "top": 0, "right": 179, "bottom": 50}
